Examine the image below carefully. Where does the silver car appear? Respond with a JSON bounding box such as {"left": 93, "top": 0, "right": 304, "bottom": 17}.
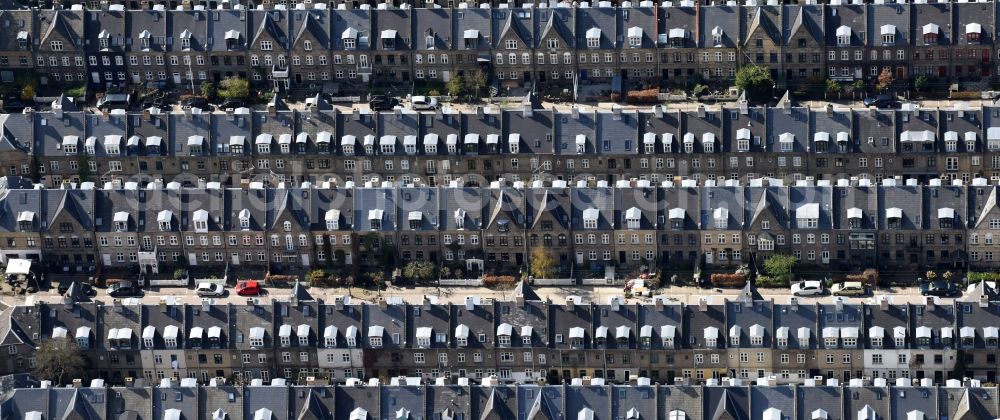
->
{"left": 195, "top": 282, "right": 225, "bottom": 297}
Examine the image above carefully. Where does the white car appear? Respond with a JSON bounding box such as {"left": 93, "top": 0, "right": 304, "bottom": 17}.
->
{"left": 195, "top": 282, "right": 225, "bottom": 297}
{"left": 791, "top": 280, "right": 825, "bottom": 296}
{"left": 410, "top": 95, "right": 438, "bottom": 110}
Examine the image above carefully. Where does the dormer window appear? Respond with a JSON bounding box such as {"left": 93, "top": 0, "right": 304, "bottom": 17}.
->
{"left": 381, "top": 29, "right": 397, "bottom": 50}
{"left": 576, "top": 134, "right": 586, "bottom": 154}
{"left": 967, "top": 23, "right": 982, "bottom": 44}
{"left": 880, "top": 25, "right": 896, "bottom": 45}
{"left": 454, "top": 208, "right": 466, "bottom": 229}
{"left": 455, "top": 324, "right": 469, "bottom": 347}
{"left": 113, "top": 211, "right": 129, "bottom": 231}
{"left": 193, "top": 210, "right": 209, "bottom": 233}
{"left": 836, "top": 26, "right": 850, "bottom": 46}
{"left": 76, "top": 326, "right": 91, "bottom": 348}
{"left": 713, "top": 208, "right": 728, "bottom": 229}
{"left": 586, "top": 28, "right": 601, "bottom": 48}
{"left": 239, "top": 209, "right": 251, "bottom": 229}
{"left": 163, "top": 326, "right": 179, "bottom": 349}
{"left": 181, "top": 38, "right": 190, "bottom": 49}
{"left": 157, "top": 210, "right": 172, "bottom": 231}
{"left": 324, "top": 326, "right": 337, "bottom": 348}
{"left": 325, "top": 209, "right": 340, "bottom": 231}
{"left": 369, "top": 209, "right": 383, "bottom": 231}
{"left": 582, "top": 208, "right": 599, "bottom": 229}
{"left": 279, "top": 325, "right": 292, "bottom": 347}
{"left": 408, "top": 211, "right": 422, "bottom": 230}
{"left": 625, "top": 207, "right": 641, "bottom": 230}
{"left": 283, "top": 221, "right": 292, "bottom": 232}
{"left": 497, "top": 219, "right": 510, "bottom": 233}
{"left": 99, "top": 37, "right": 109, "bottom": 50}
{"left": 142, "top": 326, "right": 155, "bottom": 348}
{"left": 249, "top": 327, "right": 265, "bottom": 348}
{"left": 712, "top": 26, "right": 723, "bottom": 46}
{"left": 16, "top": 31, "right": 27, "bottom": 50}
{"left": 887, "top": 207, "right": 902, "bottom": 229}
{"left": 17, "top": 211, "right": 34, "bottom": 232}
{"left": 224, "top": 30, "right": 241, "bottom": 49}
{"left": 627, "top": 26, "right": 642, "bottom": 47}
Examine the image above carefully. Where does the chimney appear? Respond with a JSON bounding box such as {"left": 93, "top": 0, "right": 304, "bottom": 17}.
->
{"left": 465, "top": 297, "right": 475, "bottom": 311}
{"left": 422, "top": 295, "right": 432, "bottom": 311}
{"left": 571, "top": 106, "right": 580, "bottom": 120}
{"left": 378, "top": 297, "right": 387, "bottom": 310}
{"left": 826, "top": 103, "right": 834, "bottom": 116}
{"left": 476, "top": 106, "right": 484, "bottom": 118}
{"left": 835, "top": 298, "right": 844, "bottom": 312}
{"left": 435, "top": 108, "right": 444, "bottom": 121}
{"left": 697, "top": 105, "right": 706, "bottom": 118}
{"left": 925, "top": 296, "right": 935, "bottom": 309}
{"left": 612, "top": 106, "right": 622, "bottom": 120}
{"left": 566, "top": 297, "right": 575, "bottom": 311}
{"left": 698, "top": 297, "right": 708, "bottom": 312}
{"left": 654, "top": 297, "right": 664, "bottom": 310}
{"left": 72, "top": 378, "right": 83, "bottom": 388}
{"left": 352, "top": 108, "right": 360, "bottom": 121}
{"left": 201, "top": 297, "right": 210, "bottom": 312}
{"left": 522, "top": 103, "right": 532, "bottom": 117}
{"left": 611, "top": 297, "right": 621, "bottom": 312}
{"left": 980, "top": 292, "right": 989, "bottom": 308}
{"left": 653, "top": 104, "right": 663, "bottom": 118}
{"left": 879, "top": 296, "right": 888, "bottom": 311}
{"left": 124, "top": 377, "right": 135, "bottom": 387}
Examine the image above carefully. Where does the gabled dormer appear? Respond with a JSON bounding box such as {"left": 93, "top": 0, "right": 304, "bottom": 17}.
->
{"left": 538, "top": 11, "right": 572, "bottom": 50}
{"left": 495, "top": 12, "right": 529, "bottom": 50}
{"left": 252, "top": 11, "right": 287, "bottom": 52}
{"left": 157, "top": 209, "right": 172, "bottom": 231}
{"left": 39, "top": 11, "right": 83, "bottom": 53}
{"left": 293, "top": 13, "right": 327, "bottom": 52}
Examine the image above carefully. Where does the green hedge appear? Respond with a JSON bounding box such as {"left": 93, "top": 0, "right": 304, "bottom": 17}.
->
{"left": 968, "top": 272, "right": 1000, "bottom": 282}
{"left": 756, "top": 275, "right": 790, "bottom": 289}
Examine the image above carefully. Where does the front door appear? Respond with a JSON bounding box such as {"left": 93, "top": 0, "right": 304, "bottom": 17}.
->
{"left": 173, "top": 72, "right": 182, "bottom": 84}
{"left": 91, "top": 72, "right": 101, "bottom": 84}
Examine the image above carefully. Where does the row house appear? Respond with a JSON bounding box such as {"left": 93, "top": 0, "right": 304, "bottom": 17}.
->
{"left": 6, "top": 4, "right": 1000, "bottom": 92}
{"left": 10, "top": 178, "right": 1000, "bottom": 273}
{"left": 22, "top": 102, "right": 1000, "bottom": 188}
{"left": 9, "top": 280, "right": 1000, "bottom": 386}
{"left": 6, "top": 381, "right": 1000, "bottom": 420}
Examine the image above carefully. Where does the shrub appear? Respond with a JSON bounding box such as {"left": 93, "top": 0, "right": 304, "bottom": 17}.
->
{"left": 844, "top": 268, "right": 879, "bottom": 287}
{"left": 172, "top": 269, "right": 186, "bottom": 280}
{"left": 610, "top": 92, "right": 622, "bottom": 102}
{"left": 755, "top": 275, "right": 789, "bottom": 288}
{"left": 969, "top": 272, "right": 1000, "bottom": 282}
{"left": 625, "top": 88, "right": 660, "bottom": 104}
{"left": 483, "top": 275, "right": 517, "bottom": 289}
{"left": 710, "top": 273, "right": 747, "bottom": 288}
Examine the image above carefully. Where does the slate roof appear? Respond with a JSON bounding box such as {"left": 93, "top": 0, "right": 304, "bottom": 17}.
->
{"left": 878, "top": 186, "right": 922, "bottom": 230}
{"left": 319, "top": 301, "right": 363, "bottom": 349}
{"left": 207, "top": 10, "right": 248, "bottom": 52}
{"left": 168, "top": 10, "right": 208, "bottom": 52}
{"left": 697, "top": 5, "right": 737, "bottom": 48}
{"left": 685, "top": 302, "right": 726, "bottom": 349}
{"left": 701, "top": 186, "right": 744, "bottom": 230}
{"left": 454, "top": 8, "right": 491, "bottom": 52}
{"left": 504, "top": 108, "right": 554, "bottom": 155}
{"left": 596, "top": 110, "right": 638, "bottom": 155}
{"left": 825, "top": 4, "right": 866, "bottom": 46}
{"left": 766, "top": 106, "right": 810, "bottom": 153}
{"left": 797, "top": 386, "right": 844, "bottom": 420}
{"left": 772, "top": 302, "right": 818, "bottom": 350}
{"left": 354, "top": 187, "right": 395, "bottom": 231}
{"left": 363, "top": 301, "right": 406, "bottom": 349}
{"left": 955, "top": 2, "right": 994, "bottom": 46}
{"left": 789, "top": 186, "right": 834, "bottom": 229}
{"left": 572, "top": 187, "right": 614, "bottom": 231}
{"left": 703, "top": 387, "right": 749, "bottom": 420}
{"left": 495, "top": 300, "right": 548, "bottom": 347}
{"left": 412, "top": 8, "right": 450, "bottom": 50}
{"left": 230, "top": 300, "right": 273, "bottom": 350}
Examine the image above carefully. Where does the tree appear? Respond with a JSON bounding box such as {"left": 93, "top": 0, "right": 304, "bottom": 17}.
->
{"left": 446, "top": 75, "right": 466, "bottom": 98}
{"left": 692, "top": 84, "right": 709, "bottom": 98}
{"left": 943, "top": 271, "right": 955, "bottom": 281}
{"left": 913, "top": 75, "right": 929, "bottom": 92}
{"left": 200, "top": 81, "right": 217, "bottom": 100}
{"left": 762, "top": 254, "right": 797, "bottom": 283}
{"left": 824, "top": 79, "right": 841, "bottom": 95}
{"left": 926, "top": 270, "right": 938, "bottom": 281}
{"left": 466, "top": 69, "right": 488, "bottom": 98}
{"left": 403, "top": 261, "right": 437, "bottom": 283}
{"left": 529, "top": 247, "right": 558, "bottom": 279}
{"left": 218, "top": 76, "right": 249, "bottom": 100}
{"left": 32, "top": 337, "right": 86, "bottom": 385}
{"left": 20, "top": 83, "right": 36, "bottom": 102}
{"left": 877, "top": 68, "right": 894, "bottom": 92}
{"left": 734, "top": 65, "right": 774, "bottom": 103}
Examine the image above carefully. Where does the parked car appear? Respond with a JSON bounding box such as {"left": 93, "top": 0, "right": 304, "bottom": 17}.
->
{"left": 862, "top": 94, "right": 895, "bottom": 109}
{"left": 2, "top": 98, "right": 26, "bottom": 112}
{"left": 96, "top": 94, "right": 131, "bottom": 111}
{"left": 195, "top": 282, "right": 225, "bottom": 297}
{"left": 920, "top": 280, "right": 960, "bottom": 297}
{"left": 235, "top": 280, "right": 262, "bottom": 296}
{"left": 831, "top": 281, "right": 866, "bottom": 297}
{"left": 181, "top": 96, "right": 209, "bottom": 110}
{"left": 791, "top": 280, "right": 825, "bottom": 296}
{"left": 108, "top": 281, "right": 142, "bottom": 297}
{"left": 409, "top": 95, "right": 438, "bottom": 110}
{"left": 368, "top": 95, "right": 399, "bottom": 111}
